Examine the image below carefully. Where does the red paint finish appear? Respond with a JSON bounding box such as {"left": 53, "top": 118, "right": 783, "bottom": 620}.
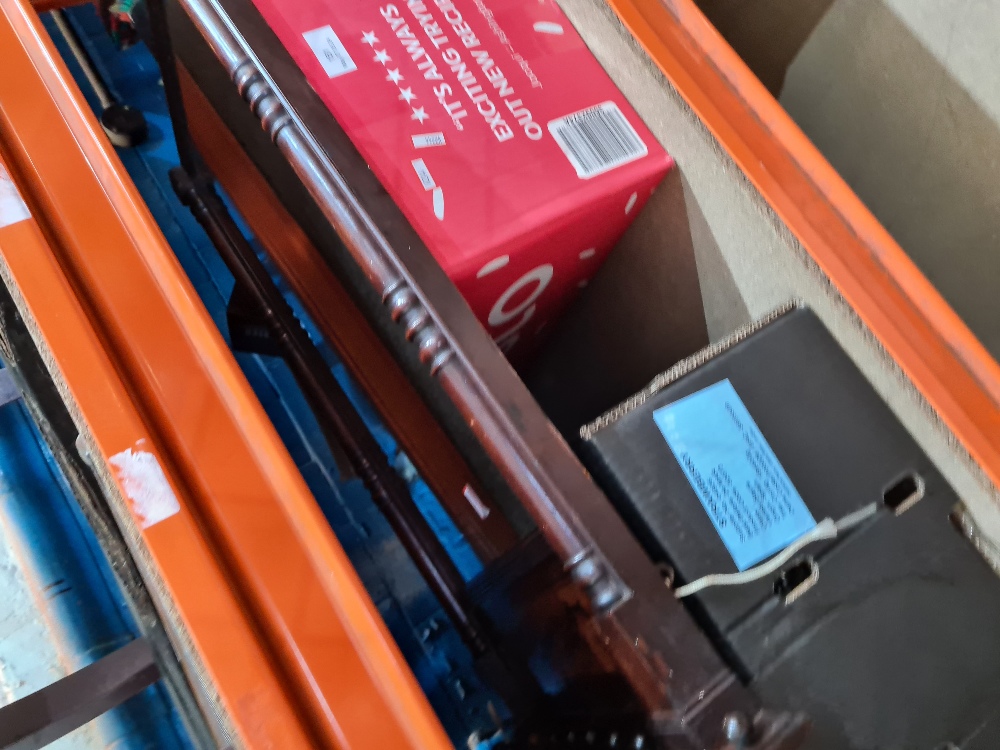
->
{"left": 250, "top": 0, "right": 671, "bottom": 359}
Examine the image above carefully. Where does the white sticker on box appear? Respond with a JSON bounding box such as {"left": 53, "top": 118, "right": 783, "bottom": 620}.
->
{"left": 303, "top": 26, "right": 357, "bottom": 78}
{"left": 411, "top": 158, "right": 437, "bottom": 190}
{"left": 412, "top": 132, "right": 447, "bottom": 149}
{"left": 0, "top": 166, "right": 30, "bottom": 229}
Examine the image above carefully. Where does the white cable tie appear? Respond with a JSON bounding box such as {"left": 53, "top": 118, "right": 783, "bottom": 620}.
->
{"left": 835, "top": 501, "right": 879, "bottom": 532}
{"left": 673, "top": 503, "right": 878, "bottom": 599}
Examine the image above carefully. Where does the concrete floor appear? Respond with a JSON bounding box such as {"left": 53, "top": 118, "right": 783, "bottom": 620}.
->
{"left": 782, "top": 0, "right": 1000, "bottom": 358}
{"left": 0, "top": 383, "right": 191, "bottom": 750}
{"left": 698, "top": 0, "right": 1000, "bottom": 360}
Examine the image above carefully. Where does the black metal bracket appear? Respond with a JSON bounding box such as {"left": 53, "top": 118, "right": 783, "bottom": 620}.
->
{"left": 226, "top": 279, "right": 283, "bottom": 357}
{"left": 0, "top": 639, "right": 159, "bottom": 750}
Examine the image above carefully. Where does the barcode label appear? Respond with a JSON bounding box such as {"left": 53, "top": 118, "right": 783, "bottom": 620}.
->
{"left": 548, "top": 102, "right": 648, "bottom": 179}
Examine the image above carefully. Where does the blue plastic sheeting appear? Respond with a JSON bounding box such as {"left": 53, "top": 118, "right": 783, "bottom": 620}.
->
{"left": 0, "top": 385, "right": 193, "bottom": 749}
{"left": 48, "top": 6, "right": 500, "bottom": 745}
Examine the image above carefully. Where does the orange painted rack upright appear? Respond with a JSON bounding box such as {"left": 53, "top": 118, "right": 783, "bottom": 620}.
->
{"left": 0, "top": 0, "right": 452, "bottom": 747}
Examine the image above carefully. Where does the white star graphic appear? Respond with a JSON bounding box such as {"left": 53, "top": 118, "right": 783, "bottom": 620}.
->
{"left": 373, "top": 49, "right": 391, "bottom": 64}
{"left": 398, "top": 87, "right": 417, "bottom": 103}
{"left": 385, "top": 68, "right": 404, "bottom": 83}
{"left": 361, "top": 31, "right": 379, "bottom": 46}
{"left": 410, "top": 106, "right": 429, "bottom": 123}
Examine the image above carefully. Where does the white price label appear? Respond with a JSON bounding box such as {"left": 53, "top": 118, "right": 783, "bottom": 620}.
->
{"left": 0, "top": 166, "right": 30, "bottom": 229}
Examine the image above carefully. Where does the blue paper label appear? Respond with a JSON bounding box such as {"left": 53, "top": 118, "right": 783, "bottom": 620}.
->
{"left": 652, "top": 379, "right": 815, "bottom": 570}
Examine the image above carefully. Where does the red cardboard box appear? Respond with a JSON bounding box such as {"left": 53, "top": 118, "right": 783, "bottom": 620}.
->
{"left": 251, "top": 0, "right": 673, "bottom": 360}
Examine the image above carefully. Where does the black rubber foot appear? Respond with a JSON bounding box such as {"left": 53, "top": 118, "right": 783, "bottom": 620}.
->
{"left": 100, "top": 104, "right": 148, "bottom": 148}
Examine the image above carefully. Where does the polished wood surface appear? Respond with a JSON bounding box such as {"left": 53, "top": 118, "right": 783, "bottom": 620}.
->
{"left": 177, "top": 62, "right": 520, "bottom": 563}
{"left": 167, "top": 1, "right": 809, "bottom": 746}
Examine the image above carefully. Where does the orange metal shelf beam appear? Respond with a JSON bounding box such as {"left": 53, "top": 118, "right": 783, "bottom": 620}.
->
{"left": 0, "top": 1, "right": 452, "bottom": 748}
{"left": 612, "top": 0, "right": 1000, "bottom": 488}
